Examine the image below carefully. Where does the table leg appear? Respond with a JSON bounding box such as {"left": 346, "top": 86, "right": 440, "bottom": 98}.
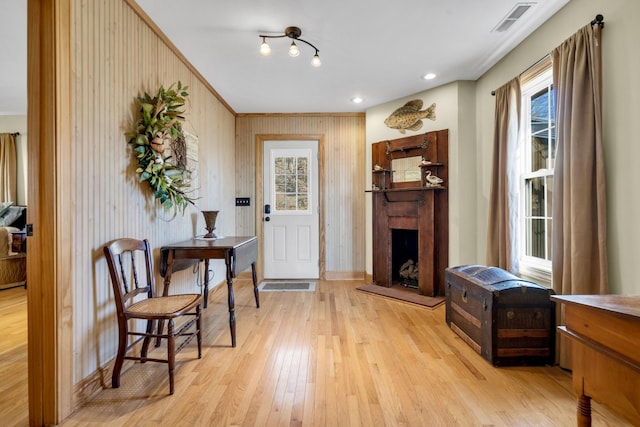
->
{"left": 577, "top": 394, "right": 591, "bottom": 427}
{"left": 157, "top": 250, "right": 175, "bottom": 347}
{"left": 225, "top": 251, "right": 236, "bottom": 347}
{"left": 203, "top": 258, "right": 210, "bottom": 308}
{"left": 252, "top": 262, "right": 260, "bottom": 308}
{"left": 162, "top": 250, "right": 175, "bottom": 297}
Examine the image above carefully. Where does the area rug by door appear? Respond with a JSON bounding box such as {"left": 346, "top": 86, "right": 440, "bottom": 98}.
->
{"left": 356, "top": 283, "right": 445, "bottom": 308}
{"left": 259, "top": 281, "right": 316, "bottom": 292}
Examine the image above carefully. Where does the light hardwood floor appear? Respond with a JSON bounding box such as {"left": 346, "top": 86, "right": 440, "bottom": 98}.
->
{"left": 2, "top": 280, "right": 632, "bottom": 426}
{"left": 0, "top": 286, "right": 28, "bottom": 427}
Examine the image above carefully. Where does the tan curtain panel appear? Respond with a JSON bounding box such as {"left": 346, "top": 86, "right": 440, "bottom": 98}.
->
{"left": 0, "top": 133, "right": 17, "bottom": 203}
{"left": 486, "top": 78, "right": 521, "bottom": 272}
{"left": 551, "top": 23, "right": 608, "bottom": 296}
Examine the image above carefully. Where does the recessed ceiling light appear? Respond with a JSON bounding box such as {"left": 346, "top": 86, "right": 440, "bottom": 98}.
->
{"left": 422, "top": 73, "right": 436, "bottom": 80}
{"left": 351, "top": 97, "right": 363, "bottom": 104}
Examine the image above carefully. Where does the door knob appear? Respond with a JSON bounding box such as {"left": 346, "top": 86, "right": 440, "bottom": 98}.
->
{"left": 265, "top": 216, "right": 270, "bottom": 222}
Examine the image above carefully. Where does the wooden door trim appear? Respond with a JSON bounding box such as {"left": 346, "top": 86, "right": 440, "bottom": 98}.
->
{"left": 27, "top": 0, "right": 73, "bottom": 423}
{"left": 255, "top": 134, "right": 326, "bottom": 280}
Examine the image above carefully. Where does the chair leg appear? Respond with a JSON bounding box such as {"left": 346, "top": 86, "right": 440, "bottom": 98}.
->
{"left": 156, "top": 319, "right": 164, "bottom": 347}
{"left": 196, "top": 305, "right": 202, "bottom": 359}
{"left": 141, "top": 319, "right": 155, "bottom": 362}
{"left": 112, "top": 321, "right": 128, "bottom": 389}
{"left": 167, "top": 319, "right": 175, "bottom": 395}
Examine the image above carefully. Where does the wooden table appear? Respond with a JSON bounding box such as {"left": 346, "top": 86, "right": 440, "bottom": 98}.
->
{"left": 551, "top": 295, "right": 640, "bottom": 426}
{"left": 160, "top": 236, "right": 260, "bottom": 347}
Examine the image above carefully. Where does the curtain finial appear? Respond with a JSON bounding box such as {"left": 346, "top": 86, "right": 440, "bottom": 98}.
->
{"left": 591, "top": 14, "right": 604, "bottom": 28}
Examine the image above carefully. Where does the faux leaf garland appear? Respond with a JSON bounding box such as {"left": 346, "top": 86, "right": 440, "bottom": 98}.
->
{"left": 126, "top": 82, "right": 196, "bottom": 216}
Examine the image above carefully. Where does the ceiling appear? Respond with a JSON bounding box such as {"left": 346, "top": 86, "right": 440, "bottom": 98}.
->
{"left": 1, "top": 0, "right": 570, "bottom": 115}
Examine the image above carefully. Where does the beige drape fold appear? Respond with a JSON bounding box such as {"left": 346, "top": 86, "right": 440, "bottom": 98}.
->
{"left": 486, "top": 78, "right": 521, "bottom": 272}
{"left": 0, "top": 133, "right": 17, "bottom": 203}
{"left": 551, "top": 24, "right": 608, "bottom": 296}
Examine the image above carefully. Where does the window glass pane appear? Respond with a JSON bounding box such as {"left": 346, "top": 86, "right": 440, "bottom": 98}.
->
{"left": 297, "top": 175, "right": 308, "bottom": 193}
{"left": 275, "top": 175, "right": 285, "bottom": 192}
{"left": 526, "top": 218, "right": 546, "bottom": 258}
{"left": 275, "top": 193, "right": 286, "bottom": 210}
{"left": 285, "top": 157, "right": 295, "bottom": 173}
{"left": 274, "top": 157, "right": 285, "bottom": 174}
{"left": 297, "top": 157, "right": 308, "bottom": 174}
{"left": 530, "top": 87, "right": 549, "bottom": 133}
{"left": 525, "top": 177, "right": 545, "bottom": 217}
{"left": 298, "top": 194, "right": 308, "bottom": 210}
{"left": 285, "top": 175, "right": 296, "bottom": 193}
{"left": 285, "top": 194, "right": 297, "bottom": 210}
{"left": 549, "top": 130, "right": 556, "bottom": 169}
{"left": 529, "top": 85, "right": 556, "bottom": 172}
{"left": 549, "top": 85, "right": 556, "bottom": 121}
{"left": 546, "top": 219, "right": 553, "bottom": 261}
{"left": 531, "top": 136, "right": 549, "bottom": 172}
{"left": 546, "top": 175, "right": 553, "bottom": 217}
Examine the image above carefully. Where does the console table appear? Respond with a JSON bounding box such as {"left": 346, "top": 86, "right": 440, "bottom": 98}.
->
{"left": 551, "top": 294, "right": 640, "bottom": 426}
{"left": 160, "top": 236, "right": 260, "bottom": 347}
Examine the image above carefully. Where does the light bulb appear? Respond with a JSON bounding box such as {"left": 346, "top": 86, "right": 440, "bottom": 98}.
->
{"left": 288, "top": 41, "right": 300, "bottom": 57}
{"left": 260, "top": 39, "right": 271, "bottom": 56}
{"left": 311, "top": 53, "right": 321, "bottom": 67}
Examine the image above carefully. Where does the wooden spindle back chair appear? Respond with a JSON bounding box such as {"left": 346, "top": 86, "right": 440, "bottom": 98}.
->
{"left": 103, "top": 238, "right": 202, "bottom": 394}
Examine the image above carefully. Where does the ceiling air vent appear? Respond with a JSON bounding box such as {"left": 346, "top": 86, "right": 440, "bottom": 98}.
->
{"left": 492, "top": 3, "right": 534, "bottom": 32}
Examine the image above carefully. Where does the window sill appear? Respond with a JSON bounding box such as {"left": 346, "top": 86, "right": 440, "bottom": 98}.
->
{"left": 518, "top": 263, "right": 552, "bottom": 288}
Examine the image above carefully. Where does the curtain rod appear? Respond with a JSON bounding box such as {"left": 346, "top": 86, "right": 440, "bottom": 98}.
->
{"left": 591, "top": 14, "right": 604, "bottom": 28}
{"left": 11, "top": 132, "right": 20, "bottom": 136}
{"left": 491, "top": 14, "right": 604, "bottom": 96}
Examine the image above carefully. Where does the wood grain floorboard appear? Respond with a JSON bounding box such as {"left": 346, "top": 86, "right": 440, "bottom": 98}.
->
{"left": 0, "top": 287, "right": 28, "bottom": 427}
{"left": 1, "top": 281, "right": 633, "bottom": 426}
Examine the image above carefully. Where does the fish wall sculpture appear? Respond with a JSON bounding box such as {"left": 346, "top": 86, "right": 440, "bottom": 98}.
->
{"left": 384, "top": 99, "right": 436, "bottom": 133}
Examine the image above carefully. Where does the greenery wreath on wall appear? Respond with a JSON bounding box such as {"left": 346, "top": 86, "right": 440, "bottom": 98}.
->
{"left": 126, "top": 81, "right": 196, "bottom": 216}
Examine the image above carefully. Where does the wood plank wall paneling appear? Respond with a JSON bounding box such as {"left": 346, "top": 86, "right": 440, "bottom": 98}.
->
{"left": 68, "top": 0, "right": 236, "bottom": 409}
{"left": 235, "top": 114, "right": 366, "bottom": 278}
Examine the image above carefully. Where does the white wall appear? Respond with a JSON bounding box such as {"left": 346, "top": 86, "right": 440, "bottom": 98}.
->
{"left": 0, "top": 115, "right": 27, "bottom": 205}
{"left": 476, "top": 0, "right": 640, "bottom": 294}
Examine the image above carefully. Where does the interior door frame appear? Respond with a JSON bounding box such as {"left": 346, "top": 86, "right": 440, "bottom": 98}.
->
{"left": 27, "top": 0, "right": 73, "bottom": 424}
{"left": 255, "top": 134, "right": 326, "bottom": 281}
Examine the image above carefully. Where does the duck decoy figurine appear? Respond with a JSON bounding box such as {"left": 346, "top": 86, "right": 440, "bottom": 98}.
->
{"left": 425, "top": 170, "right": 444, "bottom": 187}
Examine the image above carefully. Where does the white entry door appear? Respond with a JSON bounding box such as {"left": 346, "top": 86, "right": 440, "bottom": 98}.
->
{"left": 263, "top": 140, "right": 319, "bottom": 279}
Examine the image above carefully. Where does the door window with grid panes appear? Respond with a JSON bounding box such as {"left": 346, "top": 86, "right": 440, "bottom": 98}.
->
{"left": 519, "top": 67, "right": 555, "bottom": 278}
{"left": 273, "top": 155, "right": 310, "bottom": 213}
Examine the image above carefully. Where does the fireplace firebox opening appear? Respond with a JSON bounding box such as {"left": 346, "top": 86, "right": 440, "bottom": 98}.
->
{"left": 392, "top": 229, "right": 419, "bottom": 289}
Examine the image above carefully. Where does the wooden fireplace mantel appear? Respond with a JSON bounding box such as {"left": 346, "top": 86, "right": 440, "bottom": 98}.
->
{"left": 370, "top": 129, "right": 449, "bottom": 297}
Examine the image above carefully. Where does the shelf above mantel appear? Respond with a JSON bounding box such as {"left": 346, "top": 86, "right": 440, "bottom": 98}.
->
{"left": 367, "top": 186, "right": 445, "bottom": 202}
{"left": 366, "top": 186, "right": 446, "bottom": 193}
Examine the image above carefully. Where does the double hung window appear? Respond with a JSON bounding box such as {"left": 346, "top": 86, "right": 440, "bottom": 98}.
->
{"left": 518, "top": 64, "right": 555, "bottom": 282}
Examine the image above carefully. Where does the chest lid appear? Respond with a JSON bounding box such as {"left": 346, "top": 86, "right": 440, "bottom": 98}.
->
{"left": 446, "top": 265, "right": 551, "bottom": 294}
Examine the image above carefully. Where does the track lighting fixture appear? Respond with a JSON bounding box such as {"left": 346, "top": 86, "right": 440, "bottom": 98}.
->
{"left": 259, "top": 26, "right": 321, "bottom": 67}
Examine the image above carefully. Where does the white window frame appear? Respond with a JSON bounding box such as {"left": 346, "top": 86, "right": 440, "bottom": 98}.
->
{"left": 518, "top": 66, "right": 554, "bottom": 285}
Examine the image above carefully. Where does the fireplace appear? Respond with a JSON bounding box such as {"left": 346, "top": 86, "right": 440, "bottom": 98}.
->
{"left": 370, "top": 130, "right": 448, "bottom": 296}
{"left": 392, "top": 229, "right": 419, "bottom": 287}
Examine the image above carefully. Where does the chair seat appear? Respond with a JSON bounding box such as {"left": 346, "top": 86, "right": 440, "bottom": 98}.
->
{"left": 127, "top": 294, "right": 202, "bottom": 317}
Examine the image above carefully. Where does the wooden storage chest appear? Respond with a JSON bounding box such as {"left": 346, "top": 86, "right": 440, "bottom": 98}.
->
{"left": 445, "top": 265, "right": 555, "bottom": 366}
